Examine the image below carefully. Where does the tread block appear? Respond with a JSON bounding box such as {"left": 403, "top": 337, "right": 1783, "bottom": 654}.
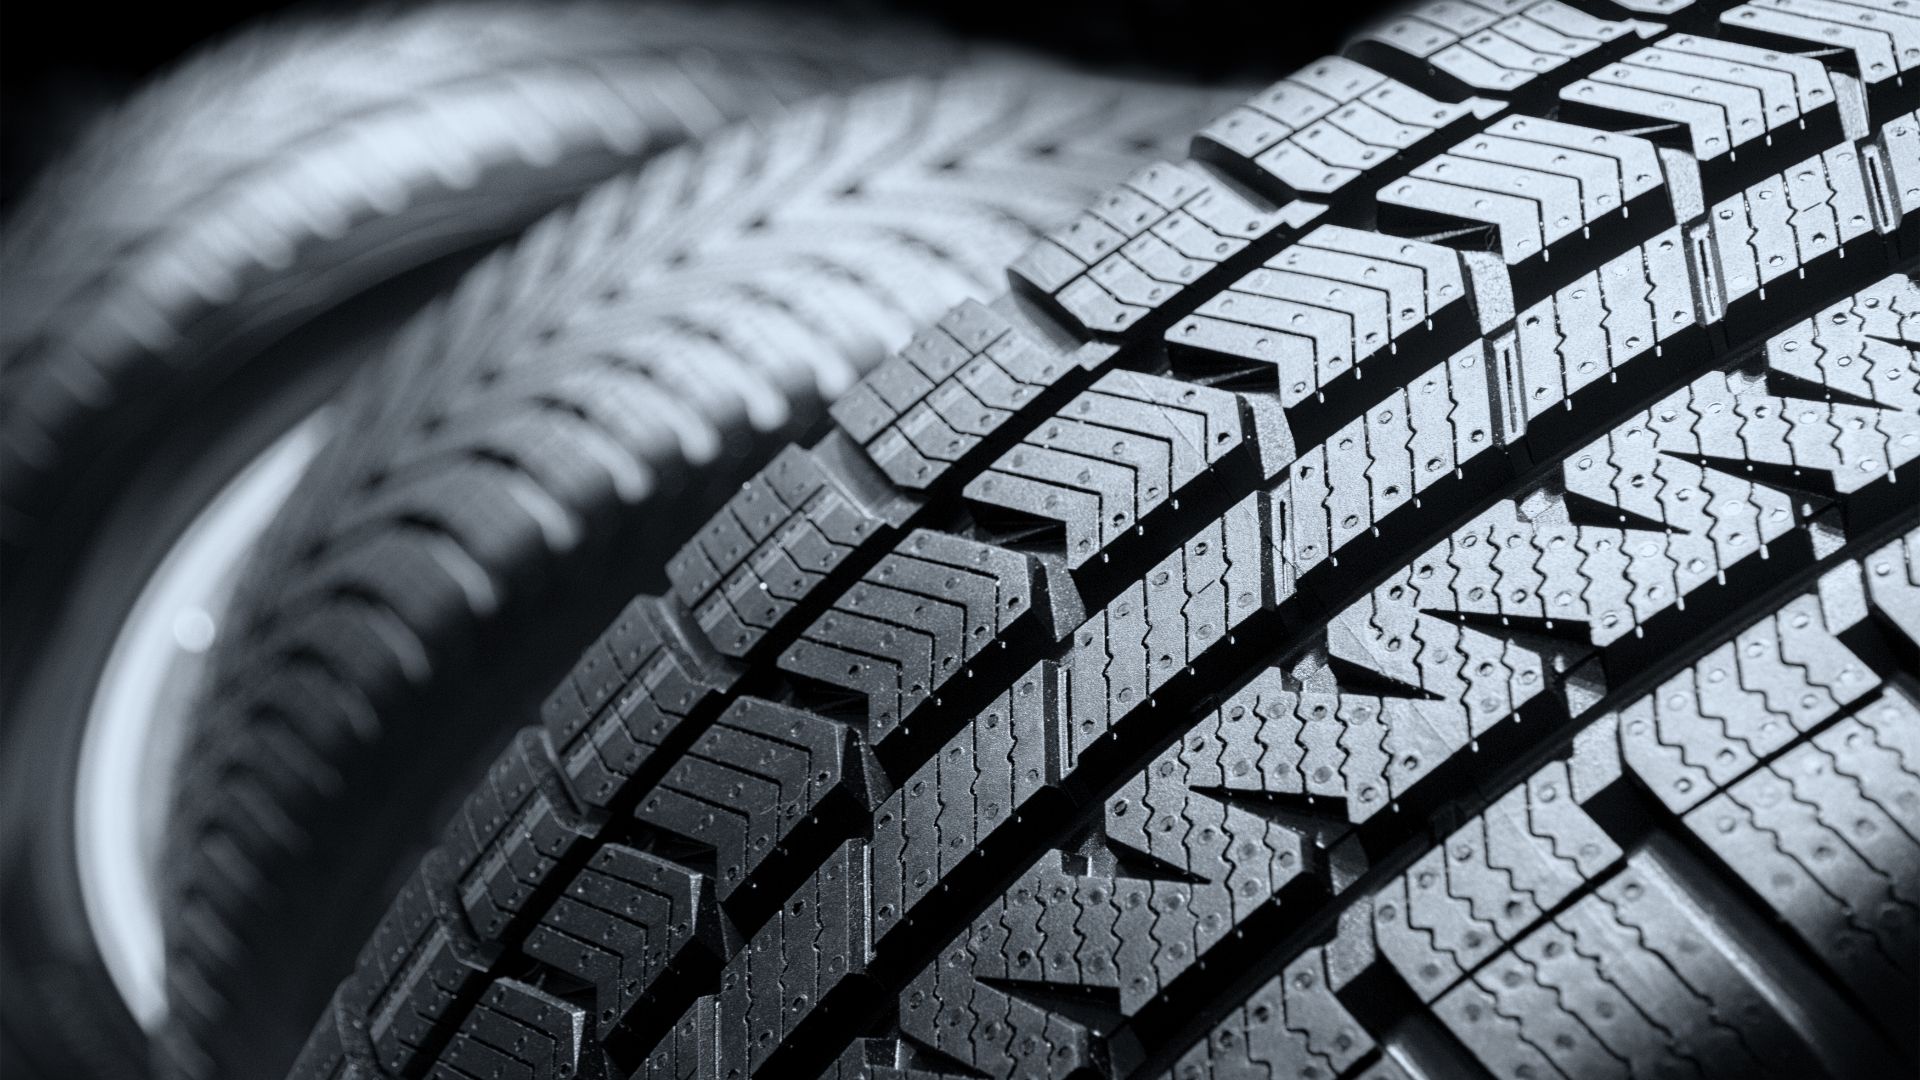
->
{"left": 1279, "top": 341, "right": 1495, "bottom": 577}
{"left": 1685, "top": 686, "right": 1920, "bottom": 1031}
{"left": 1353, "top": 0, "right": 1658, "bottom": 97}
{"left": 894, "top": 584, "right": 1372, "bottom": 1079}
{"left": 1704, "top": 140, "right": 1879, "bottom": 326}
{"left": 1059, "top": 492, "right": 1272, "bottom": 774}
{"left": 932, "top": 730, "right": 1325, "bottom": 1007}
{"left": 636, "top": 697, "right": 859, "bottom": 902}
{"left": 666, "top": 437, "right": 915, "bottom": 658}
{"left": 1619, "top": 584, "right": 1880, "bottom": 813}
{"left": 542, "top": 596, "right": 735, "bottom": 809}
{"left": 1762, "top": 274, "right": 1920, "bottom": 413}
{"left": 1505, "top": 227, "right": 1697, "bottom": 445}
{"left": 1010, "top": 160, "right": 1323, "bottom": 339}
{"left": 1378, "top": 115, "right": 1668, "bottom": 269}
{"left": 918, "top": 846, "right": 1366, "bottom": 1077}
{"left": 831, "top": 300, "right": 1086, "bottom": 491}
{"left": 435, "top": 979, "right": 586, "bottom": 1080}
{"left": 1186, "top": 668, "right": 1505, "bottom": 824}
{"left": 869, "top": 661, "right": 1059, "bottom": 948}
{"left": 637, "top": 996, "right": 720, "bottom": 1080}
{"left": 1167, "top": 225, "right": 1474, "bottom": 441}
{"left": 1162, "top": 935, "right": 1378, "bottom": 1080}
{"left": 1624, "top": 368, "right": 1920, "bottom": 500}
{"left": 1561, "top": 34, "right": 1839, "bottom": 176}
{"left": 1723, "top": 0, "right": 1920, "bottom": 116}
{"left": 523, "top": 844, "right": 717, "bottom": 1043}
{"left": 360, "top": 860, "right": 490, "bottom": 1076}
{"left": 901, "top": 956, "right": 1093, "bottom": 1080}
{"left": 777, "top": 531, "right": 1040, "bottom": 747}
{"left": 1437, "top": 853, "right": 1823, "bottom": 1079}
{"left": 1375, "top": 759, "right": 1620, "bottom": 1001}
{"left": 1194, "top": 56, "right": 1489, "bottom": 201}
{"left": 964, "top": 370, "right": 1283, "bottom": 570}
{"left": 715, "top": 840, "right": 871, "bottom": 1076}
{"left": 448, "top": 732, "right": 591, "bottom": 940}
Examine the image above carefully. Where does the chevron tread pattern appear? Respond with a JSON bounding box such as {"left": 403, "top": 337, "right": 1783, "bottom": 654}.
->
{"left": 285, "top": 4, "right": 1920, "bottom": 1079}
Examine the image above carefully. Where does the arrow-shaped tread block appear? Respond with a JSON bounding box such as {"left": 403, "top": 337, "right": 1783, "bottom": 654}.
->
{"left": 542, "top": 595, "right": 735, "bottom": 809}
{"left": 1721, "top": 0, "right": 1920, "bottom": 119}
{"left": 1561, "top": 34, "right": 1840, "bottom": 179}
{"left": 898, "top": 736, "right": 1337, "bottom": 1075}
{"left": 666, "top": 436, "right": 915, "bottom": 659}
{"left": 1353, "top": 0, "right": 1659, "bottom": 98}
{"left": 1761, "top": 274, "right": 1920, "bottom": 413}
{"left": 635, "top": 696, "right": 860, "bottom": 904}
{"left": 777, "top": 530, "right": 1041, "bottom": 749}
{"left": 1176, "top": 667, "right": 1509, "bottom": 826}
{"left": 830, "top": 299, "right": 1088, "bottom": 492}
{"left": 1010, "top": 159, "right": 1324, "bottom": 339}
{"left": 1378, "top": 115, "right": 1669, "bottom": 271}
{"left": 1166, "top": 225, "right": 1473, "bottom": 440}
{"left": 1194, "top": 56, "right": 1492, "bottom": 202}
{"left": 521, "top": 845, "right": 719, "bottom": 1045}
{"left": 964, "top": 369, "right": 1286, "bottom": 572}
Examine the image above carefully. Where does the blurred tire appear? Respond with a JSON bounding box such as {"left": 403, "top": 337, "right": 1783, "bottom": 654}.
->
{"left": 0, "top": 5, "right": 962, "bottom": 1077}
{"left": 163, "top": 69, "right": 1236, "bottom": 1080}
{"left": 0, "top": 0, "right": 956, "bottom": 694}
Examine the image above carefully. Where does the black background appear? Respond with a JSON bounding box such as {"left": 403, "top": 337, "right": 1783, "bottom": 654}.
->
{"left": 3, "top": 2, "right": 301, "bottom": 207}
{"left": 3, "top": 1, "right": 1392, "bottom": 211}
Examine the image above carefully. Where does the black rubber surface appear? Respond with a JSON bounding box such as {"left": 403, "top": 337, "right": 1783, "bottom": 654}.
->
{"left": 281, "top": 1, "right": 1920, "bottom": 1078}
{"left": 161, "top": 69, "right": 1238, "bottom": 1080}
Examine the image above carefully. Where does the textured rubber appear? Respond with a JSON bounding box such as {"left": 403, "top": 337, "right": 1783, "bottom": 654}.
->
{"left": 288, "top": 1, "right": 1920, "bottom": 1078}
{"left": 160, "top": 70, "right": 1239, "bottom": 1080}
{"left": 0, "top": 0, "right": 955, "bottom": 696}
{"left": 0, "top": 8, "right": 970, "bottom": 1079}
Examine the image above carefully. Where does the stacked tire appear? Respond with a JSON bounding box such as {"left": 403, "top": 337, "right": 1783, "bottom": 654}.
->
{"left": 4, "top": 1, "right": 1917, "bottom": 1079}
{"left": 4, "top": 4, "right": 969, "bottom": 1075}
{"left": 279, "top": 1, "right": 1920, "bottom": 1078}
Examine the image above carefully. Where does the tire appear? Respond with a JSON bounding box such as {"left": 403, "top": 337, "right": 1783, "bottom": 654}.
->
{"left": 0, "top": 0, "right": 956, "bottom": 700}
{"left": 160, "top": 68, "right": 1239, "bottom": 1080}
{"left": 0, "top": 7, "right": 959, "bottom": 1078}
{"left": 282, "top": 1, "right": 1920, "bottom": 1077}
